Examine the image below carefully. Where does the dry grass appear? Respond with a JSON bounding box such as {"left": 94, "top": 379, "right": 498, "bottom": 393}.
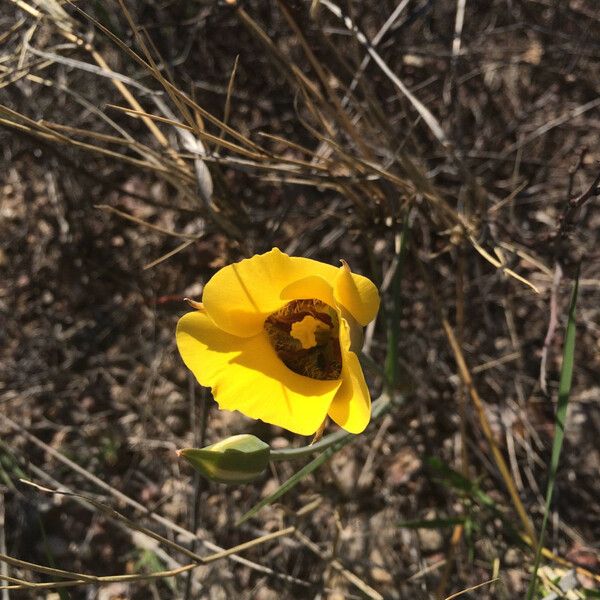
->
{"left": 1, "top": 1, "right": 600, "bottom": 598}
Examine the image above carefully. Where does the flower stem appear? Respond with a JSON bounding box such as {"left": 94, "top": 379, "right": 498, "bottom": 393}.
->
{"left": 269, "top": 392, "right": 393, "bottom": 462}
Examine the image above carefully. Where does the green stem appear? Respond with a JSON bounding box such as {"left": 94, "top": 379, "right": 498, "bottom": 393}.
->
{"left": 269, "top": 392, "right": 392, "bottom": 462}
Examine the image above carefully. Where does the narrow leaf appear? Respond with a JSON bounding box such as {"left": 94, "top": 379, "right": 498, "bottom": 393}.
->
{"left": 397, "top": 516, "right": 465, "bottom": 529}
{"left": 527, "top": 271, "right": 580, "bottom": 599}
{"left": 236, "top": 436, "right": 352, "bottom": 525}
{"left": 237, "top": 394, "right": 395, "bottom": 525}
{"left": 426, "top": 456, "right": 497, "bottom": 510}
{"left": 385, "top": 213, "right": 410, "bottom": 388}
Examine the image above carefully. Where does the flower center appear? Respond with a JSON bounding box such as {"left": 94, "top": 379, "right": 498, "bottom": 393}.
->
{"left": 290, "top": 315, "right": 329, "bottom": 349}
{"left": 264, "top": 299, "right": 342, "bottom": 380}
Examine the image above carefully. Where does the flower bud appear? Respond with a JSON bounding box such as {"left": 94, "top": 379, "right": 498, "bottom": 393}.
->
{"left": 177, "top": 434, "right": 270, "bottom": 484}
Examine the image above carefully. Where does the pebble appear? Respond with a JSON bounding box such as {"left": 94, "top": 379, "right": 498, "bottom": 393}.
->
{"left": 253, "top": 586, "right": 280, "bottom": 600}
{"left": 417, "top": 524, "right": 444, "bottom": 553}
{"left": 415, "top": 510, "right": 446, "bottom": 554}
{"left": 371, "top": 566, "right": 393, "bottom": 584}
{"left": 504, "top": 547, "right": 522, "bottom": 567}
{"left": 97, "top": 583, "right": 129, "bottom": 600}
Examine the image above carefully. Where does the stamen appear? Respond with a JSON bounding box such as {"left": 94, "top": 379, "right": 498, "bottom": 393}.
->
{"left": 264, "top": 299, "right": 342, "bottom": 380}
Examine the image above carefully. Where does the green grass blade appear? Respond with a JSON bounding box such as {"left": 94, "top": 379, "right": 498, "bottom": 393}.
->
{"left": 426, "top": 456, "right": 498, "bottom": 511}
{"left": 238, "top": 394, "right": 394, "bottom": 525}
{"left": 236, "top": 435, "right": 352, "bottom": 525}
{"left": 397, "top": 516, "right": 465, "bottom": 529}
{"left": 426, "top": 456, "right": 524, "bottom": 545}
{"left": 385, "top": 213, "right": 411, "bottom": 388}
{"left": 526, "top": 271, "right": 580, "bottom": 600}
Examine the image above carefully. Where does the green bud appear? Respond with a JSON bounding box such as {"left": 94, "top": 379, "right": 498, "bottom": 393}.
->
{"left": 177, "top": 434, "right": 270, "bottom": 484}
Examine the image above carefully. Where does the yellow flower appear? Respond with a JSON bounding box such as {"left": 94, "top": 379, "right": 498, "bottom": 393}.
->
{"left": 176, "top": 248, "right": 379, "bottom": 435}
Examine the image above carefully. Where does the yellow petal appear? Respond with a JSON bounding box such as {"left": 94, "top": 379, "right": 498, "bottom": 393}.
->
{"left": 176, "top": 311, "right": 341, "bottom": 435}
{"left": 202, "top": 248, "right": 339, "bottom": 337}
{"left": 280, "top": 275, "right": 336, "bottom": 307}
{"left": 327, "top": 319, "right": 371, "bottom": 433}
{"left": 334, "top": 260, "right": 380, "bottom": 326}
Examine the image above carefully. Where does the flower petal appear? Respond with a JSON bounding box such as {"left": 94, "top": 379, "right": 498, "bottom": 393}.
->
{"left": 334, "top": 260, "right": 380, "bottom": 326}
{"left": 280, "top": 275, "right": 336, "bottom": 308}
{"left": 177, "top": 311, "right": 341, "bottom": 435}
{"left": 327, "top": 319, "right": 371, "bottom": 433}
{"left": 202, "top": 248, "right": 339, "bottom": 337}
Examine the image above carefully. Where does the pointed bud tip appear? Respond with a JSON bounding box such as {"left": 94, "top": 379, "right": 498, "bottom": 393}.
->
{"left": 339, "top": 259, "right": 351, "bottom": 271}
{"left": 177, "top": 435, "right": 271, "bottom": 485}
{"left": 184, "top": 298, "right": 204, "bottom": 310}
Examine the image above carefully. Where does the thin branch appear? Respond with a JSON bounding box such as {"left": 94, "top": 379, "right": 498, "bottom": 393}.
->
{"left": 0, "top": 510, "right": 294, "bottom": 592}
{"left": 0, "top": 415, "right": 313, "bottom": 587}
{"left": 558, "top": 168, "right": 600, "bottom": 237}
